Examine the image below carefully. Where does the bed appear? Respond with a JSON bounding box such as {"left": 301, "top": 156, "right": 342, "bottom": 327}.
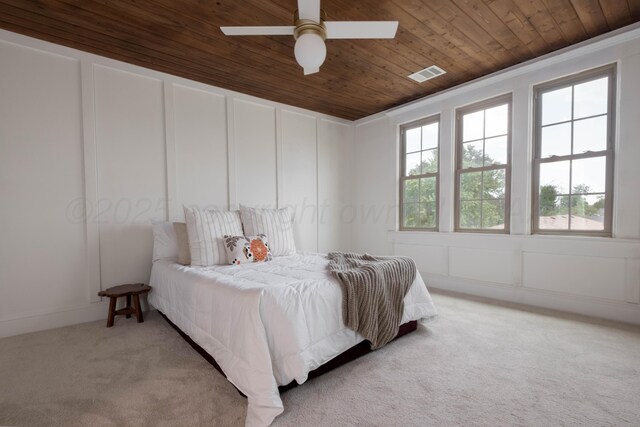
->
{"left": 148, "top": 252, "right": 437, "bottom": 426}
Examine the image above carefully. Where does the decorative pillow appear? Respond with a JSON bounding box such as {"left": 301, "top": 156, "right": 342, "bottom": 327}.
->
{"left": 224, "top": 234, "right": 272, "bottom": 265}
{"left": 184, "top": 206, "right": 244, "bottom": 266}
{"left": 239, "top": 205, "right": 296, "bottom": 257}
{"left": 173, "top": 222, "right": 191, "bottom": 266}
{"left": 151, "top": 221, "right": 178, "bottom": 262}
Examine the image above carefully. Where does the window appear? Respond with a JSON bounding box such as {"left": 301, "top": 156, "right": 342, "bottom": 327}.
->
{"left": 532, "top": 65, "right": 615, "bottom": 236}
{"left": 399, "top": 116, "right": 439, "bottom": 230}
{"left": 455, "top": 95, "right": 511, "bottom": 232}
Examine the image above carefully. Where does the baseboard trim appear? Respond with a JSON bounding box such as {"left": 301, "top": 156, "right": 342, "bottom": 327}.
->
{"left": 0, "top": 301, "right": 109, "bottom": 338}
{"left": 425, "top": 274, "right": 640, "bottom": 325}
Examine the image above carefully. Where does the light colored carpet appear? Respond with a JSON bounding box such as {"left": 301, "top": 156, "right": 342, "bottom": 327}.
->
{"left": 1, "top": 291, "right": 639, "bottom": 426}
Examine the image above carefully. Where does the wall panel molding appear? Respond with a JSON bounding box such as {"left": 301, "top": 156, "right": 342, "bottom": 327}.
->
{"left": 0, "top": 30, "right": 354, "bottom": 337}
{"left": 163, "top": 81, "right": 177, "bottom": 221}
{"left": 275, "top": 107, "right": 284, "bottom": 209}
{"left": 80, "top": 61, "right": 101, "bottom": 303}
{"left": 391, "top": 232, "right": 640, "bottom": 324}
{"left": 226, "top": 96, "right": 237, "bottom": 209}
{"left": 625, "top": 258, "right": 640, "bottom": 304}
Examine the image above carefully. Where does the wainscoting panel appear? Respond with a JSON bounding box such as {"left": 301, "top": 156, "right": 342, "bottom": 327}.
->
{"left": 0, "top": 41, "right": 87, "bottom": 317}
{"left": 626, "top": 258, "right": 640, "bottom": 303}
{"left": 523, "top": 252, "right": 627, "bottom": 301}
{"left": 93, "top": 65, "right": 167, "bottom": 289}
{"left": 318, "top": 119, "right": 352, "bottom": 253}
{"left": 449, "top": 247, "right": 515, "bottom": 285}
{"left": 394, "top": 244, "right": 448, "bottom": 276}
{"left": 280, "top": 110, "right": 318, "bottom": 252}
{"left": 232, "top": 99, "right": 277, "bottom": 208}
{"left": 172, "top": 84, "right": 228, "bottom": 216}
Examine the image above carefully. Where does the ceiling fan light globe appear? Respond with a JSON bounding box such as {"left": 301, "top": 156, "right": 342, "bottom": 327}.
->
{"left": 294, "top": 33, "right": 326, "bottom": 71}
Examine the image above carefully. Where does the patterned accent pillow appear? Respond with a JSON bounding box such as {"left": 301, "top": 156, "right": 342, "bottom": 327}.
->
{"left": 239, "top": 205, "right": 296, "bottom": 257}
{"left": 223, "top": 234, "right": 272, "bottom": 265}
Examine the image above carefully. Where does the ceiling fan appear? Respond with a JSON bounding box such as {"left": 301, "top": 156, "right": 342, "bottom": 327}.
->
{"left": 220, "top": 0, "right": 399, "bottom": 75}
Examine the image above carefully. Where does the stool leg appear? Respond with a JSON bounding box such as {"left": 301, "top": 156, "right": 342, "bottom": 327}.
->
{"left": 107, "top": 297, "right": 117, "bottom": 327}
{"left": 133, "top": 294, "right": 144, "bottom": 323}
{"left": 126, "top": 295, "right": 132, "bottom": 319}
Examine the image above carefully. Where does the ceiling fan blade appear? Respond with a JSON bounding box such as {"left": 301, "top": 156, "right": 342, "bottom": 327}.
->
{"left": 304, "top": 67, "right": 320, "bottom": 75}
{"left": 324, "top": 21, "right": 399, "bottom": 39}
{"left": 220, "top": 26, "right": 295, "bottom": 36}
{"left": 298, "top": 0, "right": 321, "bottom": 22}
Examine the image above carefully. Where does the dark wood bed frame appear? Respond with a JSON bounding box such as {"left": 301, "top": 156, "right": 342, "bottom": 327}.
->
{"left": 158, "top": 310, "right": 417, "bottom": 395}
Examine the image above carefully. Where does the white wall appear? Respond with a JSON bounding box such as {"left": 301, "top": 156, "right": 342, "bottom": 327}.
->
{"left": 0, "top": 30, "right": 352, "bottom": 338}
{"left": 4, "top": 24, "right": 640, "bottom": 338}
{"left": 351, "top": 25, "right": 640, "bottom": 325}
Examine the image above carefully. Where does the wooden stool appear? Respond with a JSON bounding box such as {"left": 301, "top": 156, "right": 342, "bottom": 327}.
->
{"left": 98, "top": 284, "right": 152, "bottom": 327}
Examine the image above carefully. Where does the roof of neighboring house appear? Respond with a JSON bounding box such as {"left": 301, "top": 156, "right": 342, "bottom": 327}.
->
{"left": 538, "top": 215, "right": 604, "bottom": 231}
{"left": 488, "top": 215, "right": 604, "bottom": 231}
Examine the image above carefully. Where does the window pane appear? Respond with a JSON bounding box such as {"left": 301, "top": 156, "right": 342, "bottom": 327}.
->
{"left": 485, "top": 104, "right": 508, "bottom": 138}
{"left": 419, "top": 177, "right": 437, "bottom": 203}
{"left": 571, "top": 194, "right": 605, "bottom": 230}
{"left": 539, "top": 185, "right": 565, "bottom": 217}
{"left": 540, "top": 160, "right": 570, "bottom": 194}
{"left": 538, "top": 197, "right": 570, "bottom": 230}
{"left": 572, "top": 156, "right": 606, "bottom": 194}
{"left": 426, "top": 202, "right": 437, "bottom": 226}
{"left": 482, "top": 199, "right": 505, "bottom": 229}
{"left": 574, "top": 77, "right": 608, "bottom": 119}
{"left": 402, "top": 179, "right": 419, "bottom": 203}
{"left": 403, "top": 203, "right": 419, "bottom": 228}
{"left": 460, "top": 171, "right": 482, "bottom": 200}
{"left": 422, "top": 122, "right": 439, "bottom": 150}
{"left": 419, "top": 202, "right": 437, "bottom": 228}
{"left": 573, "top": 116, "right": 607, "bottom": 154}
{"left": 541, "top": 86, "right": 572, "bottom": 125}
{"left": 422, "top": 149, "right": 438, "bottom": 174}
{"left": 484, "top": 136, "right": 508, "bottom": 165}
{"left": 462, "top": 140, "right": 483, "bottom": 169}
{"left": 541, "top": 122, "right": 571, "bottom": 158}
{"left": 405, "top": 127, "right": 421, "bottom": 153}
{"left": 460, "top": 201, "right": 481, "bottom": 228}
{"left": 463, "top": 110, "right": 484, "bottom": 142}
{"left": 483, "top": 169, "right": 505, "bottom": 199}
{"left": 406, "top": 152, "right": 421, "bottom": 176}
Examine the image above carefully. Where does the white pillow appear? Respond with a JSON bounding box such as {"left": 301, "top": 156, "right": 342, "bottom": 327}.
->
{"left": 184, "top": 206, "right": 244, "bottom": 266}
{"left": 239, "top": 205, "right": 296, "bottom": 257}
{"left": 151, "top": 221, "right": 178, "bottom": 262}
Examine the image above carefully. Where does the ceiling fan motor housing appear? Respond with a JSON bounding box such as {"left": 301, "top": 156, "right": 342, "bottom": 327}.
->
{"left": 293, "top": 9, "right": 327, "bottom": 40}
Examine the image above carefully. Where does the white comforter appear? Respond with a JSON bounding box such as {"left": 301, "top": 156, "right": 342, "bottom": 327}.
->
{"left": 148, "top": 253, "right": 437, "bottom": 426}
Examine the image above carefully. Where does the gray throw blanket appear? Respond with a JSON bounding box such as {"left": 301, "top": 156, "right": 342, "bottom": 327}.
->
{"left": 327, "top": 252, "right": 417, "bottom": 349}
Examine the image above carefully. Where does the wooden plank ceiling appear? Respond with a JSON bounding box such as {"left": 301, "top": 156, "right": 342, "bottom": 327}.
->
{"left": 0, "top": 1, "right": 638, "bottom": 120}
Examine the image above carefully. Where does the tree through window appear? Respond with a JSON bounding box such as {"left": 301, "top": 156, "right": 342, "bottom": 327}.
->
{"left": 400, "top": 115, "right": 439, "bottom": 230}
{"left": 455, "top": 95, "right": 511, "bottom": 233}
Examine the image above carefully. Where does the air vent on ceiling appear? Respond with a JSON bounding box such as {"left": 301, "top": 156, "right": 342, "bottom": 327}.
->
{"left": 408, "top": 65, "right": 446, "bottom": 83}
